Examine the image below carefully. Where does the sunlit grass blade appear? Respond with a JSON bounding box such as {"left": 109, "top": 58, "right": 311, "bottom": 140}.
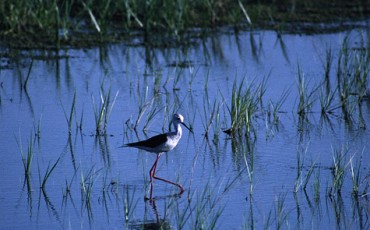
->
{"left": 82, "top": 1, "right": 101, "bottom": 33}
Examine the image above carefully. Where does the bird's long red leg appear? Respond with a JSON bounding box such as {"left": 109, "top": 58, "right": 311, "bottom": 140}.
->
{"left": 148, "top": 154, "right": 161, "bottom": 199}
{"left": 148, "top": 153, "right": 185, "bottom": 199}
{"left": 152, "top": 153, "right": 184, "bottom": 194}
{"left": 153, "top": 175, "right": 185, "bottom": 194}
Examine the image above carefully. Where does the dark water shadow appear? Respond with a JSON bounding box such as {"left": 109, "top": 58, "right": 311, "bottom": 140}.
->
{"left": 16, "top": 174, "right": 33, "bottom": 220}
{"left": 95, "top": 134, "right": 112, "bottom": 168}
{"left": 38, "top": 188, "right": 63, "bottom": 228}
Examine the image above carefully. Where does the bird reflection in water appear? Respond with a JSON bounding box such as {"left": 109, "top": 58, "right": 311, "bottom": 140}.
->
{"left": 129, "top": 194, "right": 182, "bottom": 230}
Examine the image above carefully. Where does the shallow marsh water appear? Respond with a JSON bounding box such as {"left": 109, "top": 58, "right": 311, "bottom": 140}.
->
{"left": 0, "top": 27, "right": 369, "bottom": 229}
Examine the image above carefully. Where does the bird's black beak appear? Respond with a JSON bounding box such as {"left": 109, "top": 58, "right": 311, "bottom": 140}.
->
{"left": 182, "top": 122, "right": 193, "bottom": 133}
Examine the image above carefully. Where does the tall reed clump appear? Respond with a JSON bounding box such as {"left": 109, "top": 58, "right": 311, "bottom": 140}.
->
{"left": 226, "top": 77, "right": 267, "bottom": 137}
{"left": 336, "top": 32, "right": 370, "bottom": 124}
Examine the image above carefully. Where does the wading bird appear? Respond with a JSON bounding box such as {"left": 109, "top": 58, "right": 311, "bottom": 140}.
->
{"left": 124, "top": 113, "right": 192, "bottom": 200}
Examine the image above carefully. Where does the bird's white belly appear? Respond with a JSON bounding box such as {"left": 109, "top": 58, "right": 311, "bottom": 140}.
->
{"left": 161, "top": 137, "right": 179, "bottom": 152}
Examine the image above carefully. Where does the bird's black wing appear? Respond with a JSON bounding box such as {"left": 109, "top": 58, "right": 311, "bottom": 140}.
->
{"left": 125, "top": 133, "right": 168, "bottom": 148}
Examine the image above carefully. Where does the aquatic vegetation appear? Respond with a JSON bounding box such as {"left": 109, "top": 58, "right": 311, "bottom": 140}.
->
{"left": 172, "top": 171, "right": 242, "bottom": 229}
{"left": 274, "top": 192, "right": 289, "bottom": 230}
{"left": 92, "top": 85, "right": 119, "bottom": 135}
{"left": 329, "top": 145, "right": 348, "bottom": 196}
{"left": 294, "top": 143, "right": 316, "bottom": 193}
{"left": 1, "top": 0, "right": 368, "bottom": 47}
{"left": 297, "top": 65, "right": 318, "bottom": 116}
{"left": 61, "top": 91, "right": 76, "bottom": 135}
{"left": 319, "top": 87, "right": 339, "bottom": 116}
{"left": 348, "top": 150, "right": 370, "bottom": 196}
{"left": 128, "top": 85, "right": 157, "bottom": 131}
{"left": 16, "top": 133, "right": 35, "bottom": 178}
{"left": 123, "top": 186, "right": 138, "bottom": 223}
{"left": 226, "top": 77, "right": 266, "bottom": 137}
{"left": 336, "top": 32, "right": 370, "bottom": 123}
{"left": 313, "top": 166, "right": 321, "bottom": 201}
{"left": 38, "top": 156, "right": 61, "bottom": 190}
{"left": 200, "top": 97, "right": 222, "bottom": 139}
{"left": 267, "top": 87, "right": 289, "bottom": 125}
{"left": 2, "top": 16, "right": 370, "bottom": 230}
{"left": 323, "top": 48, "right": 334, "bottom": 86}
{"left": 80, "top": 167, "right": 102, "bottom": 209}
{"left": 349, "top": 153, "right": 362, "bottom": 195}
{"left": 23, "top": 59, "right": 33, "bottom": 91}
{"left": 33, "top": 114, "right": 42, "bottom": 139}
{"left": 243, "top": 139, "right": 255, "bottom": 197}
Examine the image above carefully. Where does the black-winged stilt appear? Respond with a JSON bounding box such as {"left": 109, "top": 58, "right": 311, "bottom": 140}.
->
{"left": 124, "top": 113, "right": 192, "bottom": 199}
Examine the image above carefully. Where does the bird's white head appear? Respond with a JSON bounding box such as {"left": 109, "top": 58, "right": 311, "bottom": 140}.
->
{"left": 172, "top": 113, "right": 192, "bottom": 133}
{"left": 173, "top": 113, "right": 184, "bottom": 125}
